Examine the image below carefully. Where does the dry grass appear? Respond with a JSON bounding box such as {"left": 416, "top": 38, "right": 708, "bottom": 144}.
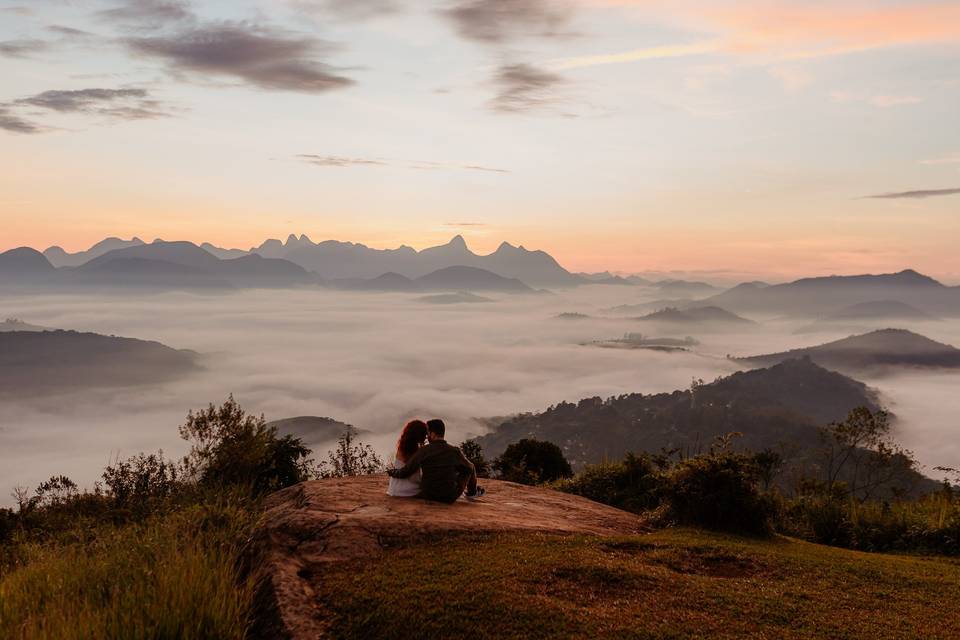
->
{"left": 0, "top": 500, "right": 255, "bottom": 640}
{"left": 314, "top": 528, "right": 960, "bottom": 639}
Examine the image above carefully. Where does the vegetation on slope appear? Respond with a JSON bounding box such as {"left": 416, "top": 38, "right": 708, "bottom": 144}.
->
{"left": 314, "top": 528, "right": 960, "bottom": 640}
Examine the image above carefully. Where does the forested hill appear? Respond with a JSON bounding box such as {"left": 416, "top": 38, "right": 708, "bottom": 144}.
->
{"left": 477, "top": 358, "right": 879, "bottom": 468}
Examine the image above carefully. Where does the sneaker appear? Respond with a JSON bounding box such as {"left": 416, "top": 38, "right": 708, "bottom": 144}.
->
{"left": 465, "top": 487, "right": 486, "bottom": 501}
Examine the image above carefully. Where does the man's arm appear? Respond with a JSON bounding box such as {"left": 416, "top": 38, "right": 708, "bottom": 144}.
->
{"left": 453, "top": 448, "right": 477, "bottom": 479}
{"left": 387, "top": 446, "right": 428, "bottom": 479}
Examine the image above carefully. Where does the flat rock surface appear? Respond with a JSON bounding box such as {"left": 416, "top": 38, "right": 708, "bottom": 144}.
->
{"left": 248, "top": 475, "right": 649, "bottom": 639}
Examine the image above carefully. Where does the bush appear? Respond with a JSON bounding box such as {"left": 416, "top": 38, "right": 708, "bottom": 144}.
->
{"left": 493, "top": 439, "right": 573, "bottom": 485}
{"left": 180, "top": 395, "right": 313, "bottom": 493}
{"left": 460, "top": 439, "right": 491, "bottom": 478}
{"left": 317, "top": 427, "right": 384, "bottom": 478}
{"left": 664, "top": 450, "right": 774, "bottom": 535}
{"left": 554, "top": 453, "right": 661, "bottom": 513}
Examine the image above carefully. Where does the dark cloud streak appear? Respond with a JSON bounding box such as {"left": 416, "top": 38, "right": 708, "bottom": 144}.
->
{"left": 126, "top": 24, "right": 353, "bottom": 93}
{"left": 443, "top": 0, "right": 574, "bottom": 43}
{"left": 297, "top": 154, "right": 509, "bottom": 173}
{"left": 0, "top": 106, "right": 42, "bottom": 134}
{"left": 490, "top": 63, "right": 563, "bottom": 113}
{"left": 97, "top": 0, "right": 195, "bottom": 28}
{"left": 0, "top": 39, "right": 50, "bottom": 58}
{"left": 867, "top": 188, "right": 960, "bottom": 199}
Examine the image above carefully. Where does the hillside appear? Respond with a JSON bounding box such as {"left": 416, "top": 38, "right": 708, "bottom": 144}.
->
{"left": 0, "top": 330, "right": 199, "bottom": 394}
{"left": 705, "top": 269, "right": 960, "bottom": 316}
{"left": 476, "top": 358, "right": 878, "bottom": 468}
{"left": 415, "top": 265, "right": 532, "bottom": 292}
{"left": 266, "top": 416, "right": 358, "bottom": 448}
{"left": 739, "top": 329, "right": 960, "bottom": 373}
{"left": 415, "top": 291, "right": 494, "bottom": 304}
{"left": 43, "top": 237, "right": 144, "bottom": 267}
{"left": 249, "top": 477, "right": 960, "bottom": 640}
{"left": 635, "top": 305, "right": 754, "bottom": 326}
{"left": 0, "top": 318, "right": 48, "bottom": 332}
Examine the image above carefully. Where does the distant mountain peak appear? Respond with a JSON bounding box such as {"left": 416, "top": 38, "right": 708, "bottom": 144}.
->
{"left": 447, "top": 234, "right": 468, "bottom": 249}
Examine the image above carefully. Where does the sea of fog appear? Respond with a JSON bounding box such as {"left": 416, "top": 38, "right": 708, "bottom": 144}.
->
{"left": 2, "top": 285, "right": 959, "bottom": 504}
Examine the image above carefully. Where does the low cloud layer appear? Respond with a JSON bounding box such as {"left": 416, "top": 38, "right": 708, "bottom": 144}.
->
{"left": 868, "top": 188, "right": 960, "bottom": 200}
{"left": 490, "top": 63, "right": 564, "bottom": 113}
{"left": 0, "top": 39, "right": 49, "bottom": 58}
{"left": 126, "top": 24, "right": 354, "bottom": 93}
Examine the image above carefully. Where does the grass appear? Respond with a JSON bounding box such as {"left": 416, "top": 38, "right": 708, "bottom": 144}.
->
{"left": 313, "top": 528, "right": 960, "bottom": 640}
{"left": 0, "top": 499, "right": 256, "bottom": 640}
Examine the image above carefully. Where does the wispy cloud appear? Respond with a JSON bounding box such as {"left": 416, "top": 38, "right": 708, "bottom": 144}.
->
{"left": 490, "top": 63, "right": 564, "bottom": 113}
{"left": 0, "top": 39, "right": 50, "bottom": 59}
{"left": 869, "top": 95, "right": 922, "bottom": 108}
{"left": 867, "top": 187, "right": 960, "bottom": 200}
{"left": 921, "top": 154, "right": 960, "bottom": 166}
{"left": 444, "top": 222, "right": 487, "bottom": 227}
{"left": 16, "top": 88, "right": 173, "bottom": 120}
{"left": 126, "top": 23, "right": 354, "bottom": 93}
{"left": 291, "top": 0, "right": 400, "bottom": 21}
{"left": 549, "top": 41, "right": 715, "bottom": 71}
{"left": 297, "top": 154, "right": 510, "bottom": 173}
{"left": 98, "top": 0, "right": 195, "bottom": 29}
{"left": 0, "top": 106, "right": 42, "bottom": 134}
{"left": 443, "top": 0, "right": 575, "bottom": 44}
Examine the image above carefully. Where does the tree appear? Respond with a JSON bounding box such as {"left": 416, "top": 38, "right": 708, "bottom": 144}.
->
{"left": 460, "top": 439, "right": 490, "bottom": 478}
{"left": 179, "top": 395, "right": 313, "bottom": 493}
{"left": 318, "top": 426, "right": 384, "bottom": 478}
{"left": 34, "top": 475, "right": 78, "bottom": 507}
{"left": 820, "top": 407, "right": 918, "bottom": 501}
{"left": 753, "top": 448, "right": 785, "bottom": 492}
{"left": 493, "top": 439, "right": 573, "bottom": 485}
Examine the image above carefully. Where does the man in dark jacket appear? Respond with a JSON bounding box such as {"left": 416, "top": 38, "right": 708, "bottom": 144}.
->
{"left": 387, "top": 419, "right": 486, "bottom": 503}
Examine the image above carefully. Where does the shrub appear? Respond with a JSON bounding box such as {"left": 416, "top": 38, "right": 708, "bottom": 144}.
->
{"left": 493, "top": 439, "right": 573, "bottom": 485}
{"left": 179, "top": 395, "right": 313, "bottom": 493}
{"left": 663, "top": 451, "right": 773, "bottom": 535}
{"left": 554, "top": 453, "right": 661, "bottom": 513}
{"left": 460, "top": 439, "right": 491, "bottom": 478}
{"left": 102, "top": 452, "right": 179, "bottom": 513}
{"left": 317, "top": 426, "right": 384, "bottom": 478}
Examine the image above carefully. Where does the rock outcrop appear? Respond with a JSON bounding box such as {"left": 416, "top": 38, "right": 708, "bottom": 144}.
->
{"left": 247, "top": 475, "right": 649, "bottom": 639}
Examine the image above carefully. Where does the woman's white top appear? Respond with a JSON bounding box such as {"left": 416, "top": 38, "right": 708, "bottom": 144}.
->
{"left": 387, "top": 456, "right": 421, "bottom": 497}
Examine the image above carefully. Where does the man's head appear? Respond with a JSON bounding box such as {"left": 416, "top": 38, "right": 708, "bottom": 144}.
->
{"left": 426, "top": 418, "right": 445, "bottom": 442}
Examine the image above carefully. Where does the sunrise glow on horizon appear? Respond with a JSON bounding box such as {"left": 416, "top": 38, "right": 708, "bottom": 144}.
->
{"left": 3, "top": 0, "right": 959, "bottom": 280}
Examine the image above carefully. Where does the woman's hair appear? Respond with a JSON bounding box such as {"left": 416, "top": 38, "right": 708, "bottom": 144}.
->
{"left": 396, "top": 419, "right": 428, "bottom": 462}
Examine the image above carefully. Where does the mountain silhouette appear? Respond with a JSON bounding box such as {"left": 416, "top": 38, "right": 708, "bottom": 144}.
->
{"left": 635, "top": 306, "right": 754, "bottom": 326}
{"left": 706, "top": 270, "right": 956, "bottom": 316}
{"left": 414, "top": 265, "right": 532, "bottom": 292}
{"left": 0, "top": 330, "right": 198, "bottom": 395}
{"left": 43, "top": 237, "right": 144, "bottom": 267}
{"left": 739, "top": 329, "right": 960, "bottom": 372}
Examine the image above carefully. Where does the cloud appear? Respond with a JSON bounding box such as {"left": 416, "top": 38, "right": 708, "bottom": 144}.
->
{"left": 298, "top": 155, "right": 389, "bottom": 167}
{"left": 16, "top": 88, "right": 172, "bottom": 120}
{"left": 490, "top": 63, "right": 564, "bottom": 113}
{"left": 869, "top": 95, "right": 923, "bottom": 108}
{"left": 444, "top": 0, "right": 575, "bottom": 43}
{"left": 47, "top": 26, "right": 96, "bottom": 39}
{"left": 0, "top": 39, "right": 50, "bottom": 58}
{"left": 867, "top": 188, "right": 960, "bottom": 200}
{"left": 445, "top": 222, "right": 487, "bottom": 227}
{"left": 297, "top": 154, "right": 510, "bottom": 173}
{"left": 126, "top": 23, "right": 354, "bottom": 93}
{"left": 97, "top": 0, "right": 195, "bottom": 28}
{"left": 921, "top": 154, "right": 960, "bottom": 166}
{"left": 0, "top": 106, "right": 42, "bottom": 134}
{"left": 549, "top": 41, "right": 715, "bottom": 70}
{"left": 291, "top": 0, "right": 400, "bottom": 21}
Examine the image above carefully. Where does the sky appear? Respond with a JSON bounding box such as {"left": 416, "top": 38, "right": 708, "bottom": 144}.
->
{"left": 1, "top": 0, "right": 959, "bottom": 280}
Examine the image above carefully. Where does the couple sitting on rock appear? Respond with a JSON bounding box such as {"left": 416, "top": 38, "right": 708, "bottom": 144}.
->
{"left": 386, "top": 419, "right": 486, "bottom": 503}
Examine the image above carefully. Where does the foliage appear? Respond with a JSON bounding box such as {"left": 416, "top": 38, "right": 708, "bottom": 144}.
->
{"left": 179, "top": 395, "right": 313, "bottom": 493}
{"left": 819, "top": 407, "right": 919, "bottom": 501}
{"left": 460, "top": 439, "right": 490, "bottom": 478}
{"left": 493, "top": 439, "right": 573, "bottom": 485}
{"left": 102, "top": 452, "right": 179, "bottom": 513}
{"left": 317, "top": 426, "right": 385, "bottom": 478}
{"left": 553, "top": 453, "right": 661, "bottom": 513}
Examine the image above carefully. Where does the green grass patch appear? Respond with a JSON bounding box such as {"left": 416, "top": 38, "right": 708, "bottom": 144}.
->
{"left": 315, "top": 528, "right": 960, "bottom": 640}
{"left": 0, "top": 499, "right": 255, "bottom": 640}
